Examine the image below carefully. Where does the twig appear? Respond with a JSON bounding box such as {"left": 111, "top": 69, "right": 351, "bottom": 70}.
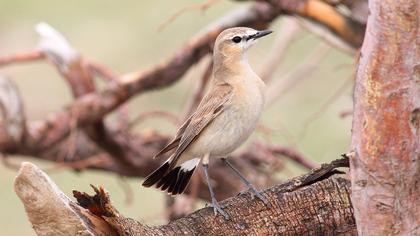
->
{"left": 0, "top": 50, "right": 44, "bottom": 66}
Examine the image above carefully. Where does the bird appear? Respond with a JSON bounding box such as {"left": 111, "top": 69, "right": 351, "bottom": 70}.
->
{"left": 142, "top": 27, "right": 272, "bottom": 219}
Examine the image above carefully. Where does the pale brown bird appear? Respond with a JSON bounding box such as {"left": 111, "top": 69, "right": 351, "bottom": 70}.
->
{"left": 142, "top": 27, "right": 272, "bottom": 219}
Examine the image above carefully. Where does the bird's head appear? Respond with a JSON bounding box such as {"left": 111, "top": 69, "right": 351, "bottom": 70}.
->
{"left": 213, "top": 27, "right": 272, "bottom": 60}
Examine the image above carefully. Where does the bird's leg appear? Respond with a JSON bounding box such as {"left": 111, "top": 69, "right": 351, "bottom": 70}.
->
{"left": 221, "top": 158, "right": 270, "bottom": 206}
{"left": 202, "top": 154, "right": 230, "bottom": 219}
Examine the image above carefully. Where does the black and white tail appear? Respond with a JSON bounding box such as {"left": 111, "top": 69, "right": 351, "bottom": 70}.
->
{"left": 142, "top": 158, "right": 200, "bottom": 195}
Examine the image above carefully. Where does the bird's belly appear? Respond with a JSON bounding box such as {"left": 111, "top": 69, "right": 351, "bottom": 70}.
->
{"left": 187, "top": 96, "right": 263, "bottom": 157}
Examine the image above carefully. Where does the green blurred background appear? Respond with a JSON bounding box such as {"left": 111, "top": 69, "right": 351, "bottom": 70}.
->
{"left": 0, "top": 0, "right": 353, "bottom": 235}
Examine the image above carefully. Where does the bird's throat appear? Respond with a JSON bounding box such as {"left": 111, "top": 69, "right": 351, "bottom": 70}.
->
{"left": 213, "top": 54, "right": 251, "bottom": 81}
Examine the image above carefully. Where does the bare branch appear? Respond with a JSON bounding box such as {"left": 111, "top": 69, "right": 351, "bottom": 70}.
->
{"left": 0, "top": 50, "right": 44, "bottom": 66}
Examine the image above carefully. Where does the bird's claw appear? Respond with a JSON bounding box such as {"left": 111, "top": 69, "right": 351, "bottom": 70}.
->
{"left": 207, "top": 200, "right": 230, "bottom": 220}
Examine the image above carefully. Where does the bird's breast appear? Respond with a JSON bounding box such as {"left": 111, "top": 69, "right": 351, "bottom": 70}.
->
{"left": 188, "top": 78, "right": 265, "bottom": 157}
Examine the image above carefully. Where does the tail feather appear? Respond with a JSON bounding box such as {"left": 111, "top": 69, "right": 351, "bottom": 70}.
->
{"left": 142, "top": 158, "right": 200, "bottom": 195}
{"left": 158, "top": 166, "right": 180, "bottom": 191}
{"left": 178, "top": 169, "right": 195, "bottom": 194}
{"left": 173, "top": 171, "right": 186, "bottom": 194}
{"left": 142, "top": 161, "right": 170, "bottom": 187}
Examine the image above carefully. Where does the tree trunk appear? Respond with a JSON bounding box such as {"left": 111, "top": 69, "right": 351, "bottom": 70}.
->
{"left": 350, "top": 0, "right": 420, "bottom": 235}
{"left": 14, "top": 158, "right": 356, "bottom": 235}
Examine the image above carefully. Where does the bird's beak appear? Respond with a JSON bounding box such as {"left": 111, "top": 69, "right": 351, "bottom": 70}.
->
{"left": 248, "top": 30, "right": 273, "bottom": 40}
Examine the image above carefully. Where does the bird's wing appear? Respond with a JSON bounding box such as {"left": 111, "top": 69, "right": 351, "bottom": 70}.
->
{"left": 169, "top": 82, "right": 233, "bottom": 167}
{"left": 153, "top": 117, "right": 192, "bottom": 159}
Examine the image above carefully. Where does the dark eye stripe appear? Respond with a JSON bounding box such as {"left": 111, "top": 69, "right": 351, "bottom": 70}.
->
{"left": 232, "top": 36, "right": 242, "bottom": 43}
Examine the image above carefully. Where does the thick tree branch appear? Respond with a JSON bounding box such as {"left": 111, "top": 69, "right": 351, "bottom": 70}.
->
{"left": 15, "top": 158, "right": 356, "bottom": 235}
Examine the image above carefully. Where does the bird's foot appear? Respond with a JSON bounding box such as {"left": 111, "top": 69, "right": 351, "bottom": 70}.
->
{"left": 207, "top": 200, "right": 230, "bottom": 220}
{"left": 241, "top": 186, "right": 271, "bottom": 207}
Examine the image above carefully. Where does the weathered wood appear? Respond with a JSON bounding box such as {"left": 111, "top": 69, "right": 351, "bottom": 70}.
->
{"left": 14, "top": 162, "right": 117, "bottom": 236}
{"left": 15, "top": 158, "right": 356, "bottom": 235}
{"left": 350, "top": 0, "right": 420, "bottom": 234}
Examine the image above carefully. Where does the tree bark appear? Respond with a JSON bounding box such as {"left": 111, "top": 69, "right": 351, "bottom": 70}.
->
{"left": 14, "top": 158, "right": 356, "bottom": 235}
{"left": 350, "top": 0, "right": 420, "bottom": 235}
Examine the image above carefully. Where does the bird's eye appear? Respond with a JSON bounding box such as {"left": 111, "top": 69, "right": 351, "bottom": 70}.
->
{"left": 232, "top": 36, "right": 242, "bottom": 43}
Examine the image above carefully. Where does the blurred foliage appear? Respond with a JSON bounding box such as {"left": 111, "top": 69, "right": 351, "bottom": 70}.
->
{"left": 0, "top": 0, "right": 353, "bottom": 235}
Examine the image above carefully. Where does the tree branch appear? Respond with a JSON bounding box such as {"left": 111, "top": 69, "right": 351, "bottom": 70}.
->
{"left": 265, "top": 0, "right": 366, "bottom": 49}
{"left": 15, "top": 157, "right": 356, "bottom": 235}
